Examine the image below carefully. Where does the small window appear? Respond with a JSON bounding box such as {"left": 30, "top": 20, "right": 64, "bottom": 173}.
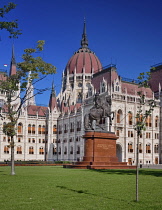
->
{"left": 28, "top": 124, "right": 31, "bottom": 134}
{"left": 39, "top": 147, "right": 44, "bottom": 155}
{"left": 53, "top": 125, "right": 57, "bottom": 134}
{"left": 155, "top": 116, "right": 158, "bottom": 128}
{"left": 154, "top": 144, "right": 158, "bottom": 153}
{"left": 4, "top": 146, "right": 9, "bottom": 154}
{"left": 128, "top": 112, "right": 133, "bottom": 125}
{"left": 18, "top": 123, "right": 23, "bottom": 134}
{"left": 139, "top": 143, "right": 142, "bottom": 153}
{"left": 17, "top": 146, "right": 22, "bottom": 154}
{"left": 146, "top": 144, "right": 151, "bottom": 153}
{"left": 128, "top": 143, "right": 133, "bottom": 153}
{"left": 32, "top": 124, "right": 35, "bottom": 134}
{"left": 29, "top": 146, "right": 34, "bottom": 154}
{"left": 117, "top": 110, "right": 122, "bottom": 123}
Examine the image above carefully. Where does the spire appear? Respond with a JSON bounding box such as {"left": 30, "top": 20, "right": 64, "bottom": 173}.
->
{"left": 51, "top": 81, "right": 56, "bottom": 97}
{"left": 49, "top": 81, "right": 57, "bottom": 111}
{"left": 81, "top": 18, "right": 88, "bottom": 48}
{"left": 11, "top": 45, "right": 16, "bottom": 65}
{"left": 9, "top": 44, "right": 16, "bottom": 75}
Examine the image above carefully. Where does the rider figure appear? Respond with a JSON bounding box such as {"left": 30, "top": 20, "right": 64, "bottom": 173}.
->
{"left": 94, "top": 92, "right": 102, "bottom": 109}
{"left": 94, "top": 93, "right": 112, "bottom": 118}
{"left": 93, "top": 92, "right": 106, "bottom": 118}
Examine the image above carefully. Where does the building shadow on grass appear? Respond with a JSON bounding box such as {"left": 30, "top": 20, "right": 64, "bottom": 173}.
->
{"left": 89, "top": 169, "right": 162, "bottom": 177}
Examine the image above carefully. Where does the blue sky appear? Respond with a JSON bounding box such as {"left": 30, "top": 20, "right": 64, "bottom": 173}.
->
{"left": 1, "top": 0, "right": 162, "bottom": 106}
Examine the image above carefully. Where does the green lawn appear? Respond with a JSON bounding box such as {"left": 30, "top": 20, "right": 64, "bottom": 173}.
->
{"left": 0, "top": 166, "right": 162, "bottom": 210}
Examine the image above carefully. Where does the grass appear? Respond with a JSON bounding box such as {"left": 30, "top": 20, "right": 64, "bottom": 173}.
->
{"left": 0, "top": 166, "right": 162, "bottom": 210}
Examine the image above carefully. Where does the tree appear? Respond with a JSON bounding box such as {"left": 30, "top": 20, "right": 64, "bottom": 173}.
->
{"left": 0, "top": 40, "right": 56, "bottom": 175}
{"left": 0, "top": 2, "right": 22, "bottom": 38}
{"left": 134, "top": 72, "right": 156, "bottom": 202}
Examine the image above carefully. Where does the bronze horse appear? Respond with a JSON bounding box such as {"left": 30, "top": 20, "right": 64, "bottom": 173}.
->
{"left": 84, "top": 96, "right": 114, "bottom": 130}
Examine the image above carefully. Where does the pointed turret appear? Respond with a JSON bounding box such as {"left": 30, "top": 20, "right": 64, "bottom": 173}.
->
{"left": 81, "top": 18, "right": 88, "bottom": 48}
{"left": 49, "top": 82, "right": 57, "bottom": 112}
{"left": 9, "top": 45, "right": 17, "bottom": 75}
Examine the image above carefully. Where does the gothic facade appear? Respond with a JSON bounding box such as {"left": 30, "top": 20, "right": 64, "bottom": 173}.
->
{"left": 0, "top": 22, "right": 161, "bottom": 166}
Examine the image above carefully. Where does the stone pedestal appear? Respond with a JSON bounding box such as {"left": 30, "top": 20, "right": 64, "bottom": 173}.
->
{"left": 83, "top": 131, "right": 118, "bottom": 164}
{"left": 64, "top": 131, "right": 136, "bottom": 169}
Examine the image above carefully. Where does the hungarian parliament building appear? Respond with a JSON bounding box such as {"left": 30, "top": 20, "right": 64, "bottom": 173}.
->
{"left": 0, "top": 22, "right": 162, "bottom": 166}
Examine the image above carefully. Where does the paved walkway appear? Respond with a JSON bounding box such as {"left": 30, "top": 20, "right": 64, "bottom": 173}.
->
{"left": 140, "top": 164, "right": 162, "bottom": 169}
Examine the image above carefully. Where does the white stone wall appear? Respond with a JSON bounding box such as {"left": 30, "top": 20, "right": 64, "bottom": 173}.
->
{"left": 0, "top": 108, "right": 59, "bottom": 162}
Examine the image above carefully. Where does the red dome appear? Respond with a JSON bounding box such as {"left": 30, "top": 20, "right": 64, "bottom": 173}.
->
{"left": 65, "top": 48, "right": 102, "bottom": 74}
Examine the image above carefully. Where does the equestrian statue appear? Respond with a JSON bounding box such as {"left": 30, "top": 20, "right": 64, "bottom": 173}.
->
{"left": 84, "top": 93, "right": 114, "bottom": 131}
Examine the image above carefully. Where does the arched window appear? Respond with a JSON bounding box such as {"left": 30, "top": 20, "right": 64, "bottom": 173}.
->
{"left": 32, "top": 124, "right": 35, "bottom": 134}
{"left": 42, "top": 125, "right": 45, "bottom": 134}
{"left": 89, "top": 87, "right": 92, "bottom": 97}
{"left": 70, "top": 146, "right": 73, "bottom": 154}
{"left": 64, "top": 146, "right": 67, "bottom": 155}
{"left": 128, "top": 130, "right": 133, "bottom": 137}
{"left": 18, "top": 123, "right": 23, "bottom": 134}
{"left": 28, "top": 124, "right": 31, "bottom": 134}
{"left": 77, "top": 121, "right": 81, "bottom": 131}
{"left": 53, "top": 147, "right": 56, "bottom": 155}
{"left": 146, "top": 115, "right": 152, "bottom": 127}
{"left": 77, "top": 146, "right": 80, "bottom": 154}
{"left": 154, "top": 144, "right": 158, "bottom": 153}
{"left": 70, "top": 122, "right": 74, "bottom": 132}
{"left": 117, "top": 110, "right": 122, "bottom": 123}
{"left": 101, "top": 82, "right": 106, "bottom": 93}
{"left": 128, "top": 112, "right": 133, "bottom": 125}
{"left": 38, "top": 125, "right": 41, "bottom": 134}
{"left": 17, "top": 146, "right": 22, "bottom": 154}
{"left": 136, "top": 114, "right": 143, "bottom": 123}
{"left": 64, "top": 124, "right": 67, "bottom": 133}
{"left": 77, "top": 92, "right": 82, "bottom": 103}
{"left": 139, "top": 143, "right": 142, "bottom": 153}
{"left": 115, "top": 82, "right": 119, "bottom": 92}
{"left": 39, "top": 147, "right": 44, "bottom": 155}
{"left": 146, "top": 144, "right": 151, "bottom": 153}
{"left": 128, "top": 143, "right": 133, "bottom": 153}
{"left": 4, "top": 145, "right": 9, "bottom": 154}
{"left": 53, "top": 125, "right": 57, "bottom": 134}
{"left": 155, "top": 116, "right": 159, "bottom": 128}
{"left": 29, "top": 146, "right": 34, "bottom": 154}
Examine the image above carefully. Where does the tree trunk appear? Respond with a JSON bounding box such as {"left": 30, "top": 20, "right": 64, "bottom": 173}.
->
{"left": 11, "top": 136, "right": 15, "bottom": 175}
{"left": 136, "top": 134, "right": 139, "bottom": 202}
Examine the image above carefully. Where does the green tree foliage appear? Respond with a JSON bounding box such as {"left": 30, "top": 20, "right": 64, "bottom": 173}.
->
{"left": 134, "top": 71, "right": 156, "bottom": 135}
{"left": 0, "top": 2, "right": 22, "bottom": 38}
{"left": 0, "top": 40, "right": 56, "bottom": 175}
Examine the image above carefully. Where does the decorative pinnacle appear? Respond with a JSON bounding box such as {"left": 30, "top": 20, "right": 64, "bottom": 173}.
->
{"left": 81, "top": 18, "right": 88, "bottom": 48}
{"left": 51, "top": 81, "right": 56, "bottom": 97}
{"left": 11, "top": 44, "right": 16, "bottom": 65}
